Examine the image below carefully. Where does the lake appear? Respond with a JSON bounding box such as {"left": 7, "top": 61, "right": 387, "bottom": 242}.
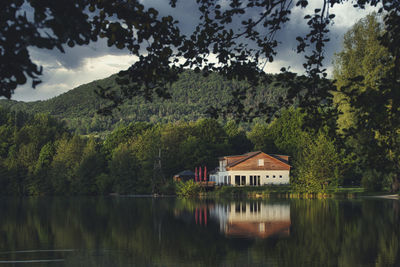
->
{"left": 0, "top": 197, "right": 399, "bottom": 266}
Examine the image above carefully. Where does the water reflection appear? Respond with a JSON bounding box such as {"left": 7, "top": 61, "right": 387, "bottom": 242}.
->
{"left": 210, "top": 202, "right": 290, "bottom": 238}
{"left": 0, "top": 197, "right": 399, "bottom": 266}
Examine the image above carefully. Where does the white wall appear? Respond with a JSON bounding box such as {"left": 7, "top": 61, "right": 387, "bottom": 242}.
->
{"left": 210, "top": 202, "right": 291, "bottom": 233}
{"left": 217, "top": 170, "right": 290, "bottom": 185}
{"left": 216, "top": 171, "right": 229, "bottom": 185}
{"left": 226, "top": 202, "right": 290, "bottom": 222}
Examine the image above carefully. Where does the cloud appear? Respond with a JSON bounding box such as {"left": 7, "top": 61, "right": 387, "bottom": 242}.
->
{"left": 10, "top": 1, "right": 380, "bottom": 101}
{"left": 265, "top": 1, "right": 380, "bottom": 76}
{"left": 29, "top": 39, "right": 131, "bottom": 70}
{"left": 13, "top": 54, "right": 137, "bottom": 102}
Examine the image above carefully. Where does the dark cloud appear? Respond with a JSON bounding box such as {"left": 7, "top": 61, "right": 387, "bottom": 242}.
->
{"left": 140, "top": 0, "right": 201, "bottom": 35}
{"left": 10, "top": 1, "right": 379, "bottom": 101}
{"left": 30, "top": 39, "right": 130, "bottom": 70}
{"left": 263, "top": 2, "right": 378, "bottom": 74}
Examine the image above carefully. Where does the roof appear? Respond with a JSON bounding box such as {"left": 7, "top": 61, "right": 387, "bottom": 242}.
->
{"left": 225, "top": 221, "right": 291, "bottom": 239}
{"left": 220, "top": 151, "right": 291, "bottom": 168}
{"left": 226, "top": 151, "right": 262, "bottom": 167}
{"left": 174, "top": 170, "right": 195, "bottom": 177}
{"left": 218, "top": 151, "right": 260, "bottom": 160}
{"left": 269, "top": 154, "right": 290, "bottom": 165}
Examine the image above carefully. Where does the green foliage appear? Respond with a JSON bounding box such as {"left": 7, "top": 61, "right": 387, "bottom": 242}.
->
{"left": 109, "top": 143, "right": 142, "bottom": 194}
{"left": 103, "top": 122, "right": 151, "bottom": 154}
{"left": 333, "top": 13, "right": 393, "bottom": 133}
{"left": 294, "top": 131, "right": 342, "bottom": 193}
{"left": 4, "top": 13, "right": 400, "bottom": 197}
{"left": 0, "top": 71, "right": 296, "bottom": 135}
{"left": 333, "top": 12, "right": 400, "bottom": 192}
{"left": 75, "top": 137, "right": 107, "bottom": 195}
{"left": 361, "top": 170, "right": 393, "bottom": 192}
{"left": 224, "top": 120, "right": 252, "bottom": 154}
{"left": 266, "top": 107, "right": 309, "bottom": 157}
{"left": 247, "top": 123, "right": 270, "bottom": 151}
{"left": 2, "top": 0, "right": 366, "bottom": 121}
{"left": 34, "top": 142, "right": 55, "bottom": 173}
{"left": 0, "top": 107, "right": 266, "bottom": 196}
{"left": 361, "top": 169, "right": 384, "bottom": 192}
{"left": 175, "top": 180, "right": 201, "bottom": 198}
{"left": 95, "top": 173, "right": 113, "bottom": 195}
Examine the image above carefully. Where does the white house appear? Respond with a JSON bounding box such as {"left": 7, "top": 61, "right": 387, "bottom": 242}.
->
{"left": 210, "top": 202, "right": 291, "bottom": 238}
{"left": 209, "top": 151, "right": 290, "bottom": 186}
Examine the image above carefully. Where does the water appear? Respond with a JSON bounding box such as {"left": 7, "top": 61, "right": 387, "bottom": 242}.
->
{"left": 0, "top": 197, "right": 399, "bottom": 266}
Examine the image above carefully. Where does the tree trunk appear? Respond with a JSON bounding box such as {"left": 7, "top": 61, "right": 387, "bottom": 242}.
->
{"left": 391, "top": 173, "right": 400, "bottom": 193}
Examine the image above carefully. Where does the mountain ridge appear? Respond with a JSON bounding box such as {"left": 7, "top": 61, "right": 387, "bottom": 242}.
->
{"left": 0, "top": 70, "right": 292, "bottom": 134}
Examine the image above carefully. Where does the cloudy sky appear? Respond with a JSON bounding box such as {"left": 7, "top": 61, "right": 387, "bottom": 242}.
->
{"left": 12, "top": 1, "right": 379, "bottom": 102}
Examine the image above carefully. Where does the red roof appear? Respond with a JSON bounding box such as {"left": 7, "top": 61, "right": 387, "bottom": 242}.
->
{"left": 220, "top": 151, "right": 291, "bottom": 168}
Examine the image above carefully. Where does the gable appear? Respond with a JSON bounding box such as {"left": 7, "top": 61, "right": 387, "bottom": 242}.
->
{"left": 225, "top": 156, "right": 246, "bottom": 166}
{"left": 227, "top": 152, "right": 290, "bottom": 171}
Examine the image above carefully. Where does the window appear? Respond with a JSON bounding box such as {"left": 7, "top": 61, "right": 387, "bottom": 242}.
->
{"left": 259, "top": 223, "right": 265, "bottom": 232}
{"left": 235, "top": 204, "right": 240, "bottom": 213}
{"left": 266, "top": 175, "right": 269, "bottom": 179}
{"left": 279, "top": 175, "right": 282, "bottom": 178}
{"left": 257, "top": 176, "right": 261, "bottom": 185}
{"left": 228, "top": 176, "right": 231, "bottom": 184}
{"left": 273, "top": 175, "right": 276, "bottom": 178}
{"left": 235, "top": 175, "right": 240, "bottom": 185}
{"left": 241, "top": 176, "right": 246, "bottom": 185}
{"left": 258, "top": 159, "right": 264, "bottom": 166}
{"left": 250, "top": 176, "right": 253, "bottom": 186}
{"left": 224, "top": 176, "right": 227, "bottom": 184}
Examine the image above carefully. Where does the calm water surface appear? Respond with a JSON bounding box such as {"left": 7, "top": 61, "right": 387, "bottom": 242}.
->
{"left": 0, "top": 197, "right": 399, "bottom": 266}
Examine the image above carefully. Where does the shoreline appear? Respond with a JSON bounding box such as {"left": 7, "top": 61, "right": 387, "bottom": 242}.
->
{"left": 361, "top": 194, "right": 400, "bottom": 200}
{"left": 198, "top": 185, "right": 399, "bottom": 200}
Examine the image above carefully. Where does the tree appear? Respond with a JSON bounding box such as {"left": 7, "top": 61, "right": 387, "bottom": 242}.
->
{"left": 75, "top": 137, "right": 107, "bottom": 194}
{"left": 267, "top": 108, "right": 309, "bottom": 157}
{"left": 103, "top": 122, "right": 151, "bottom": 154}
{"left": 333, "top": 11, "right": 400, "bottom": 192}
{"left": 247, "top": 123, "right": 271, "bottom": 151}
{"left": 160, "top": 122, "right": 194, "bottom": 179}
{"left": 333, "top": 13, "right": 393, "bottom": 133}
{"left": 129, "top": 126, "right": 162, "bottom": 193}
{"left": 2, "top": 0, "right": 394, "bottom": 120}
{"left": 109, "top": 143, "right": 142, "bottom": 194}
{"left": 50, "top": 135, "right": 86, "bottom": 194}
{"left": 224, "top": 120, "right": 252, "bottom": 154}
{"left": 294, "top": 131, "right": 342, "bottom": 193}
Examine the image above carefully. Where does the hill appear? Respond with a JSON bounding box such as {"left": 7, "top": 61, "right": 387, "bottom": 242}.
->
{"left": 0, "top": 70, "right": 292, "bottom": 134}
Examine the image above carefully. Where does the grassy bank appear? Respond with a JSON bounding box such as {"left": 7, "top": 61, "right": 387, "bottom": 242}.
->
{"left": 202, "top": 185, "right": 394, "bottom": 199}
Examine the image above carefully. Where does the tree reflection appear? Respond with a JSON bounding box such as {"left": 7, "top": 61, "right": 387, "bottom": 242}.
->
{"left": 0, "top": 197, "right": 398, "bottom": 266}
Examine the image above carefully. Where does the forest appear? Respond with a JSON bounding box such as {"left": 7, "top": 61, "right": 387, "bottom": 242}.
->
{"left": 0, "top": 70, "right": 291, "bottom": 135}
{"left": 0, "top": 13, "right": 399, "bottom": 195}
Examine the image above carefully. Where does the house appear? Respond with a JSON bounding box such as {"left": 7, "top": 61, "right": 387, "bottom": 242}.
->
{"left": 210, "top": 202, "right": 291, "bottom": 238}
{"left": 209, "top": 151, "right": 290, "bottom": 186}
{"left": 173, "top": 170, "right": 195, "bottom": 182}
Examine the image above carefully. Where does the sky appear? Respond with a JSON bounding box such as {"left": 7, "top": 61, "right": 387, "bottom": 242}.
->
{"left": 11, "top": 1, "right": 379, "bottom": 102}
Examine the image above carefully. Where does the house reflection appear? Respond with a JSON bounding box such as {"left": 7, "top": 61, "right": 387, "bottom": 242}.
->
{"left": 210, "top": 202, "right": 291, "bottom": 238}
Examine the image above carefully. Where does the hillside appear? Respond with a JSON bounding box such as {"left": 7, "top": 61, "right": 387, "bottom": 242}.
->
{"left": 0, "top": 70, "right": 292, "bottom": 134}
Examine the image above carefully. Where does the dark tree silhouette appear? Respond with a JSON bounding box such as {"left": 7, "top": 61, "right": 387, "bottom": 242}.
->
{"left": 1, "top": 0, "right": 398, "bottom": 120}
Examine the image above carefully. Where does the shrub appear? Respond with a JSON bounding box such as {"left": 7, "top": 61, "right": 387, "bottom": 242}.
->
{"left": 159, "top": 180, "right": 176, "bottom": 195}
{"left": 175, "top": 180, "right": 201, "bottom": 198}
{"left": 361, "top": 169, "right": 384, "bottom": 192}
